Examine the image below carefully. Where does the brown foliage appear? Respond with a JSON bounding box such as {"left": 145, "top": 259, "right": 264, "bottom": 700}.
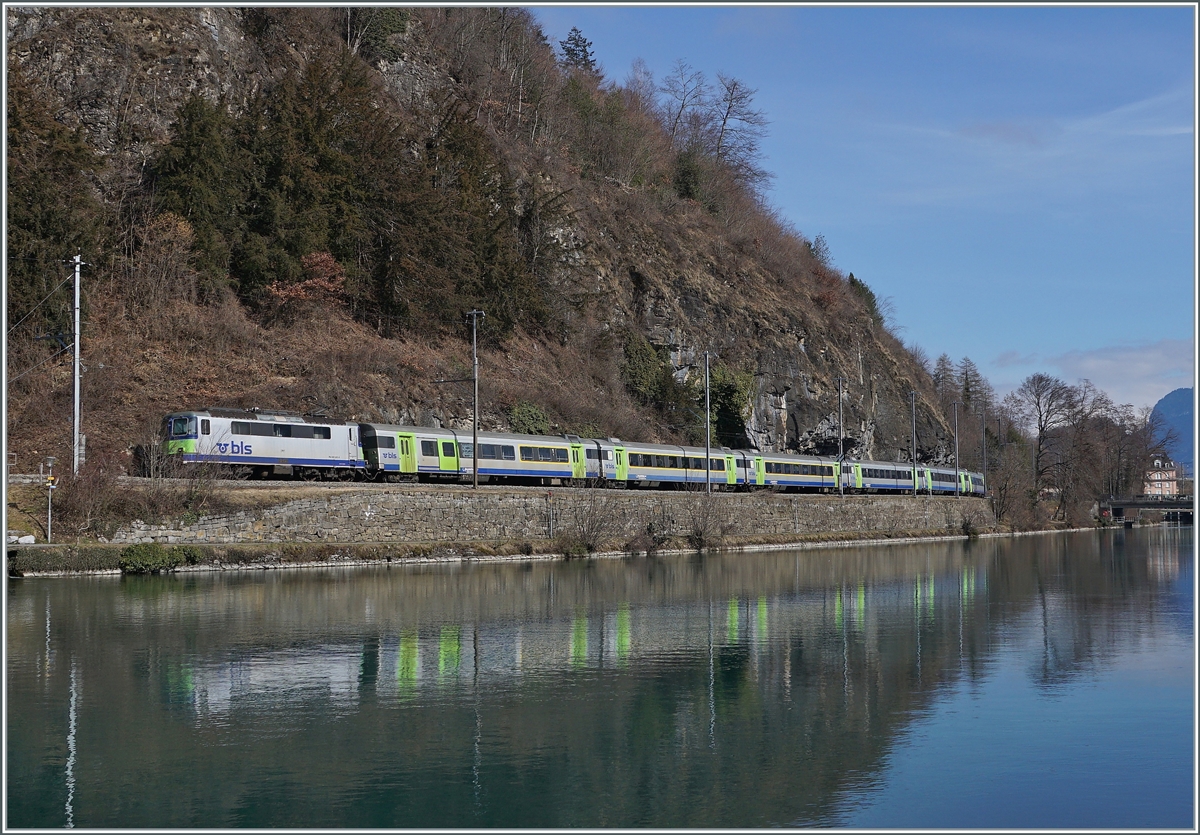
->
{"left": 263, "top": 251, "right": 347, "bottom": 323}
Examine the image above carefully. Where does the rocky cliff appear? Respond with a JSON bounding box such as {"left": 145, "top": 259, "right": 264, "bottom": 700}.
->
{"left": 6, "top": 7, "right": 958, "bottom": 470}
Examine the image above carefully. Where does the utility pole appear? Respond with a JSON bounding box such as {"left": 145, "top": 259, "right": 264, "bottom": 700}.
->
{"left": 466, "top": 310, "right": 485, "bottom": 489}
{"left": 981, "top": 403, "right": 988, "bottom": 489}
{"left": 704, "top": 351, "right": 711, "bottom": 495}
{"left": 44, "top": 457, "right": 56, "bottom": 543}
{"left": 910, "top": 390, "right": 918, "bottom": 495}
{"left": 836, "top": 376, "right": 846, "bottom": 497}
{"left": 72, "top": 254, "right": 83, "bottom": 475}
{"left": 952, "top": 401, "right": 961, "bottom": 497}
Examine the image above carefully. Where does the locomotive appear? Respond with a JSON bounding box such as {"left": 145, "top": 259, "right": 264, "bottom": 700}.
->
{"left": 161, "top": 407, "right": 986, "bottom": 496}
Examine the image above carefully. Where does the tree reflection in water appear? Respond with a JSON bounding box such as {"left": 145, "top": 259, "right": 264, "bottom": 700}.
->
{"left": 5, "top": 527, "right": 1191, "bottom": 828}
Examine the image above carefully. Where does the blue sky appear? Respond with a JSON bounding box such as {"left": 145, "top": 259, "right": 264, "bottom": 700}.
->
{"left": 532, "top": 5, "right": 1196, "bottom": 411}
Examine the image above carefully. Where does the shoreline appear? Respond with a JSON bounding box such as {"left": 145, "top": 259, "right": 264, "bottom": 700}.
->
{"left": 5, "top": 524, "right": 1126, "bottom": 578}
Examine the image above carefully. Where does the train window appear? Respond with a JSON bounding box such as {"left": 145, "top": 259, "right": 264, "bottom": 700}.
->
{"left": 232, "top": 421, "right": 274, "bottom": 437}
{"left": 170, "top": 417, "right": 195, "bottom": 437}
{"left": 442, "top": 442, "right": 456, "bottom": 457}
{"left": 654, "top": 455, "right": 667, "bottom": 468}
{"left": 200, "top": 419, "right": 210, "bottom": 435}
{"left": 421, "top": 440, "right": 438, "bottom": 457}
{"left": 520, "top": 446, "right": 536, "bottom": 461}
{"left": 273, "top": 424, "right": 292, "bottom": 437}
{"left": 376, "top": 436, "right": 395, "bottom": 449}
{"left": 501, "top": 445, "right": 515, "bottom": 460}
{"left": 711, "top": 459, "right": 725, "bottom": 471}
{"left": 556, "top": 449, "right": 569, "bottom": 463}
{"left": 313, "top": 426, "right": 331, "bottom": 439}
{"left": 480, "top": 444, "right": 496, "bottom": 459}
{"left": 459, "top": 443, "right": 474, "bottom": 459}
{"left": 602, "top": 450, "right": 611, "bottom": 461}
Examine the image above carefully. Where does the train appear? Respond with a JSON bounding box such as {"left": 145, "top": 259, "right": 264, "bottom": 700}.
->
{"left": 160, "top": 407, "right": 986, "bottom": 496}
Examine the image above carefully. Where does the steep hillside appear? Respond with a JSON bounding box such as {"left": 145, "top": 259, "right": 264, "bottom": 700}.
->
{"left": 5, "top": 7, "right": 955, "bottom": 477}
{"left": 1150, "top": 388, "right": 1193, "bottom": 472}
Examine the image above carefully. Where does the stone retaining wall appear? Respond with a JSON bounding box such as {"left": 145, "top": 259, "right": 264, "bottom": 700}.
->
{"left": 109, "top": 486, "right": 995, "bottom": 546}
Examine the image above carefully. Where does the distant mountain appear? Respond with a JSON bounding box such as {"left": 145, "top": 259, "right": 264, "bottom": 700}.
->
{"left": 1150, "top": 388, "right": 1193, "bottom": 473}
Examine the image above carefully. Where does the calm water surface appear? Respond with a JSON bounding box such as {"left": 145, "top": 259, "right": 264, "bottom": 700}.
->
{"left": 6, "top": 527, "right": 1193, "bottom": 828}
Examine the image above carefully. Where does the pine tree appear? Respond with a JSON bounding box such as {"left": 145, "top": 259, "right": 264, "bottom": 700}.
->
{"left": 958, "top": 356, "right": 981, "bottom": 412}
{"left": 933, "top": 353, "right": 955, "bottom": 408}
{"left": 558, "top": 27, "right": 596, "bottom": 72}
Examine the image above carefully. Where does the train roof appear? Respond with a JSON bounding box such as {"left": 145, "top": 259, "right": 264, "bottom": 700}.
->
{"left": 167, "top": 408, "right": 353, "bottom": 424}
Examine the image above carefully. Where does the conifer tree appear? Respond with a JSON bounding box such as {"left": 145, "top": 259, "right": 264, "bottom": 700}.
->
{"left": 933, "top": 353, "right": 956, "bottom": 408}
{"left": 559, "top": 27, "right": 596, "bottom": 72}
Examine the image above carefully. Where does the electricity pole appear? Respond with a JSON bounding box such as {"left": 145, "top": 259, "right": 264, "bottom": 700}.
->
{"left": 704, "top": 351, "right": 711, "bottom": 495}
{"left": 836, "top": 376, "right": 846, "bottom": 497}
{"left": 72, "top": 254, "right": 83, "bottom": 475}
{"left": 952, "top": 401, "right": 961, "bottom": 497}
{"left": 467, "top": 310, "right": 485, "bottom": 489}
{"left": 910, "top": 390, "right": 918, "bottom": 495}
{"left": 981, "top": 403, "right": 988, "bottom": 489}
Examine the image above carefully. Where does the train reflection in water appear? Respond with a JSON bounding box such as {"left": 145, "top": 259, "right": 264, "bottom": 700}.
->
{"left": 6, "top": 527, "right": 1190, "bottom": 829}
{"left": 175, "top": 559, "right": 994, "bottom": 723}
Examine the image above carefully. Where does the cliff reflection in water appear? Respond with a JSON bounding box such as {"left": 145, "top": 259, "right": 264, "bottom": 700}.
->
{"left": 6, "top": 527, "right": 1191, "bottom": 828}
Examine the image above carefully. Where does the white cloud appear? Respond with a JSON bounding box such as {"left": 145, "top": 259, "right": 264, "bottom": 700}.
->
{"left": 866, "top": 85, "right": 1193, "bottom": 211}
{"left": 1046, "top": 339, "right": 1194, "bottom": 409}
{"left": 994, "top": 350, "right": 1039, "bottom": 368}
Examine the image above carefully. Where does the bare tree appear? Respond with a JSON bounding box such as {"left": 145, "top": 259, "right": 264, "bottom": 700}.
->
{"left": 709, "top": 72, "right": 769, "bottom": 187}
{"left": 1004, "top": 373, "right": 1074, "bottom": 492}
{"left": 659, "top": 59, "right": 709, "bottom": 148}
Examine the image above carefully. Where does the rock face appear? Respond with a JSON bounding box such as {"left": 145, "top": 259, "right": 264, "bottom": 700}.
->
{"left": 7, "top": 7, "right": 958, "bottom": 466}
{"left": 1150, "top": 388, "right": 1193, "bottom": 471}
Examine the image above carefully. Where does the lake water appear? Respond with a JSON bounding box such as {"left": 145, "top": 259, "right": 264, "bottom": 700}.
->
{"left": 6, "top": 527, "right": 1193, "bottom": 828}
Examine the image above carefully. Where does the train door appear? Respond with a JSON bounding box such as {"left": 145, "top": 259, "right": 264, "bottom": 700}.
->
{"left": 724, "top": 453, "right": 737, "bottom": 486}
{"left": 570, "top": 443, "right": 586, "bottom": 480}
{"left": 348, "top": 426, "right": 359, "bottom": 467}
{"left": 600, "top": 443, "right": 617, "bottom": 481}
{"left": 583, "top": 443, "right": 599, "bottom": 480}
{"left": 438, "top": 439, "right": 459, "bottom": 473}
{"left": 614, "top": 447, "right": 628, "bottom": 481}
{"left": 754, "top": 456, "right": 765, "bottom": 486}
{"left": 832, "top": 461, "right": 841, "bottom": 491}
{"left": 398, "top": 433, "right": 417, "bottom": 474}
{"left": 852, "top": 463, "right": 863, "bottom": 490}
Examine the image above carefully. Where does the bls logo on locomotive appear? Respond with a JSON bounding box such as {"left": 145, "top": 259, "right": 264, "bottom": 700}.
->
{"left": 215, "top": 441, "right": 253, "bottom": 455}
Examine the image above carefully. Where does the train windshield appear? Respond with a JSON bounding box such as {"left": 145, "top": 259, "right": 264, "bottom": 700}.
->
{"left": 169, "top": 416, "right": 196, "bottom": 437}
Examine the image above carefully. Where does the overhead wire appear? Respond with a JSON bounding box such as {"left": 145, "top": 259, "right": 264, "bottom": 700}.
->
{"left": 6, "top": 274, "right": 73, "bottom": 336}
{"left": 10, "top": 345, "right": 72, "bottom": 383}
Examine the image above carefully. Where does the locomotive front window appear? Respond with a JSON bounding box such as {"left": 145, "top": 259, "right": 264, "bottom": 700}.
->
{"left": 170, "top": 417, "right": 196, "bottom": 437}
